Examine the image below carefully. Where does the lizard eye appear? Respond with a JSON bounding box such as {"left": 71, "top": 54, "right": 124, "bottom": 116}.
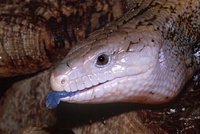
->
{"left": 95, "top": 53, "right": 111, "bottom": 67}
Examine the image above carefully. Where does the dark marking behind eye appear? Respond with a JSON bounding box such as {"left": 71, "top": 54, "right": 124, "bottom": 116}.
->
{"left": 149, "top": 91, "right": 154, "bottom": 95}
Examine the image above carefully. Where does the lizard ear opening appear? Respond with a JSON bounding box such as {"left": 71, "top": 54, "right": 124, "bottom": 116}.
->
{"left": 95, "top": 52, "right": 111, "bottom": 68}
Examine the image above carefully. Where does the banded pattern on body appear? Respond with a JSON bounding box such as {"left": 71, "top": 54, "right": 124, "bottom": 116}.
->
{"left": 0, "top": 0, "right": 126, "bottom": 77}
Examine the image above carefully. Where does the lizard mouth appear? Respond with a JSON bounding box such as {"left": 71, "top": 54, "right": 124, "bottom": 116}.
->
{"left": 46, "top": 81, "right": 108, "bottom": 108}
{"left": 62, "top": 81, "right": 108, "bottom": 97}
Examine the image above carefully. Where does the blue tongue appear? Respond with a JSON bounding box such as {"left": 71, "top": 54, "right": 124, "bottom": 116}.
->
{"left": 45, "top": 90, "right": 77, "bottom": 109}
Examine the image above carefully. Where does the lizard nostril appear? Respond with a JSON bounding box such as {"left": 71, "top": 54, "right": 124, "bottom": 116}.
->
{"left": 61, "top": 78, "right": 66, "bottom": 85}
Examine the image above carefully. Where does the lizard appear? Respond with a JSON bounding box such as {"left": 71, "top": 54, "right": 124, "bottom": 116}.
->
{"left": 0, "top": 0, "right": 199, "bottom": 133}
{"left": 46, "top": 0, "right": 200, "bottom": 108}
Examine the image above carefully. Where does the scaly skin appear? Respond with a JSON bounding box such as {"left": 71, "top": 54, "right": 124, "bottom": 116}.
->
{"left": 0, "top": 0, "right": 123, "bottom": 77}
{"left": 49, "top": 0, "right": 200, "bottom": 104}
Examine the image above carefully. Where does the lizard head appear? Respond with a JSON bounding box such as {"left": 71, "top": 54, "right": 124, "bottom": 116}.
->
{"left": 49, "top": 29, "right": 180, "bottom": 104}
